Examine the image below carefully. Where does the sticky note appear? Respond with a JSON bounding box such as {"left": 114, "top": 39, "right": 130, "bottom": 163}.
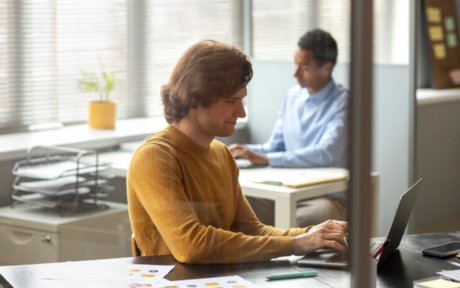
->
{"left": 429, "top": 25, "right": 444, "bottom": 41}
{"left": 433, "top": 43, "right": 446, "bottom": 59}
{"left": 205, "top": 283, "right": 220, "bottom": 286}
{"left": 449, "top": 69, "right": 460, "bottom": 85}
{"left": 141, "top": 274, "right": 155, "bottom": 277}
{"left": 447, "top": 33, "right": 458, "bottom": 48}
{"left": 445, "top": 17, "right": 456, "bottom": 31}
{"left": 417, "top": 278, "right": 460, "bottom": 288}
{"left": 426, "top": 7, "right": 441, "bottom": 23}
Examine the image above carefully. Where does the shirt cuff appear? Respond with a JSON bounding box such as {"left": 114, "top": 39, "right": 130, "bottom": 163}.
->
{"left": 267, "top": 152, "right": 285, "bottom": 167}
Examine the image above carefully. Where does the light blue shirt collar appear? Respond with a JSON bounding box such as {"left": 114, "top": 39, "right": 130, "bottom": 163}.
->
{"left": 304, "top": 78, "right": 336, "bottom": 102}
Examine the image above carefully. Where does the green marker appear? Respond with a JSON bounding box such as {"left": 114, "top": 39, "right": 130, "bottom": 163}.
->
{"left": 266, "top": 271, "right": 318, "bottom": 280}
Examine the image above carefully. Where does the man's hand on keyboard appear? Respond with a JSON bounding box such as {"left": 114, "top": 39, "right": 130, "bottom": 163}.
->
{"left": 291, "top": 219, "right": 348, "bottom": 256}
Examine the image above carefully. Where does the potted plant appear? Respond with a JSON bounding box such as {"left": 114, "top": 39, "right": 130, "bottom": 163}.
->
{"left": 78, "top": 71, "right": 117, "bottom": 129}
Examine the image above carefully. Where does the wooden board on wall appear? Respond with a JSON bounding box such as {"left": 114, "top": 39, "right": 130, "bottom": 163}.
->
{"left": 422, "top": 0, "right": 460, "bottom": 89}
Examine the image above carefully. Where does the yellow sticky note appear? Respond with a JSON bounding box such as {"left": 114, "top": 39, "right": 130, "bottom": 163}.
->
{"left": 141, "top": 274, "right": 155, "bottom": 277}
{"left": 429, "top": 25, "right": 444, "bottom": 41}
{"left": 426, "top": 7, "right": 441, "bottom": 23}
{"left": 433, "top": 43, "right": 446, "bottom": 59}
{"left": 417, "top": 278, "right": 460, "bottom": 288}
{"left": 128, "top": 269, "right": 141, "bottom": 272}
{"left": 205, "top": 283, "right": 220, "bottom": 286}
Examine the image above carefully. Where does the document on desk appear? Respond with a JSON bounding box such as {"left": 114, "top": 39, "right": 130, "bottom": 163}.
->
{"left": 151, "top": 275, "right": 260, "bottom": 288}
{"left": 41, "top": 263, "right": 174, "bottom": 286}
{"left": 252, "top": 169, "right": 347, "bottom": 188}
{"left": 437, "top": 270, "right": 460, "bottom": 282}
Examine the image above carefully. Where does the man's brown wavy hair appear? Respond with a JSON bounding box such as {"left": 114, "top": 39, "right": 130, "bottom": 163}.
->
{"left": 161, "top": 40, "right": 253, "bottom": 124}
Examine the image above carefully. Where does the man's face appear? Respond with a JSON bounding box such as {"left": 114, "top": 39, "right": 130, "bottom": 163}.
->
{"left": 293, "top": 48, "right": 332, "bottom": 90}
{"left": 192, "top": 86, "right": 247, "bottom": 138}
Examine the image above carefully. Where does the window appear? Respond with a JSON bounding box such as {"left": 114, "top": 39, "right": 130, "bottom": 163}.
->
{"left": 131, "top": 0, "right": 243, "bottom": 118}
{"left": 0, "top": 0, "right": 128, "bottom": 132}
{"left": 252, "top": 0, "right": 409, "bottom": 65}
{"left": 0, "top": 0, "right": 243, "bottom": 133}
{"left": 0, "top": 1, "right": 11, "bottom": 127}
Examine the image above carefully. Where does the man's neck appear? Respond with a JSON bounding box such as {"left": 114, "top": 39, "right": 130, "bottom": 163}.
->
{"left": 308, "top": 77, "right": 332, "bottom": 95}
{"left": 172, "top": 120, "right": 213, "bottom": 148}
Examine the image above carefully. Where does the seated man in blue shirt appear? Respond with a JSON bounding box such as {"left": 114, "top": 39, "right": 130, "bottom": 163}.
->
{"left": 229, "top": 29, "right": 349, "bottom": 227}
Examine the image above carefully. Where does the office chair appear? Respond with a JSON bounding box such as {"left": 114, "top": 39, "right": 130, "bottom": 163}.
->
{"left": 131, "top": 233, "right": 141, "bottom": 257}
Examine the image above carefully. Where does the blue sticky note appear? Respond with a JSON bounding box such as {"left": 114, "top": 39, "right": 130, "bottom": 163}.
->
{"left": 445, "top": 16, "right": 456, "bottom": 32}
{"left": 447, "top": 33, "right": 458, "bottom": 48}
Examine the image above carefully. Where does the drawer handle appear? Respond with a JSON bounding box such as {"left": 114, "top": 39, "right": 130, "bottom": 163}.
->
{"left": 41, "top": 236, "right": 51, "bottom": 243}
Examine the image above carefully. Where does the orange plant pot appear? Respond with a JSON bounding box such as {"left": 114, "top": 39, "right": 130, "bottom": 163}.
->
{"left": 88, "top": 101, "right": 117, "bottom": 129}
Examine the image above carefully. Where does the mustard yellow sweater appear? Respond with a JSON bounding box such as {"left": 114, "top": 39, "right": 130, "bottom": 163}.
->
{"left": 127, "top": 125, "right": 308, "bottom": 263}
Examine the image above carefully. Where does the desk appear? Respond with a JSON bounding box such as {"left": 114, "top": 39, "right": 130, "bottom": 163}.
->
{"left": 98, "top": 151, "right": 348, "bottom": 229}
{"left": 1, "top": 231, "right": 460, "bottom": 288}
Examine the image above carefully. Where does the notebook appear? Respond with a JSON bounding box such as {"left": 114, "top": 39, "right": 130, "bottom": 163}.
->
{"left": 297, "top": 178, "right": 423, "bottom": 269}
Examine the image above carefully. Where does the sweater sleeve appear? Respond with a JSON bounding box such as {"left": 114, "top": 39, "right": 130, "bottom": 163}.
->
{"left": 130, "top": 144, "right": 299, "bottom": 264}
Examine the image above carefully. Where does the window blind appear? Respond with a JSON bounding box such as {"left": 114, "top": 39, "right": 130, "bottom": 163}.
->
{"left": 129, "top": 0, "right": 244, "bottom": 118}
{"left": 0, "top": 0, "right": 128, "bottom": 133}
{"left": 0, "top": 1, "right": 12, "bottom": 128}
{"left": 252, "top": 0, "right": 409, "bottom": 65}
{"left": 1, "top": 0, "right": 243, "bottom": 133}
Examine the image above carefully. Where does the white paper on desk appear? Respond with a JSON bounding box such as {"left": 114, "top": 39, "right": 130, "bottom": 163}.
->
{"left": 251, "top": 170, "right": 347, "bottom": 188}
{"left": 41, "top": 263, "right": 174, "bottom": 285}
{"left": 437, "top": 269, "right": 460, "bottom": 281}
{"left": 55, "top": 280, "right": 158, "bottom": 288}
{"left": 151, "top": 275, "right": 259, "bottom": 288}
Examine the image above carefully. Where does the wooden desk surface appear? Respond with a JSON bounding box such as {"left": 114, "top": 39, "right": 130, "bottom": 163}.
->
{"left": 1, "top": 231, "right": 460, "bottom": 288}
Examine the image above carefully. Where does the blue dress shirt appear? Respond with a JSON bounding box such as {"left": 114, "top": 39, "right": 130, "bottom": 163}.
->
{"left": 247, "top": 78, "right": 349, "bottom": 168}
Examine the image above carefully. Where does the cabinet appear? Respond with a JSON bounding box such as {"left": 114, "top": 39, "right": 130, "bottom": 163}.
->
{"left": 0, "top": 201, "right": 131, "bottom": 265}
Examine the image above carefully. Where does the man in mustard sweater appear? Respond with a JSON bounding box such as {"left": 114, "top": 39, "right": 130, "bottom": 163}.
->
{"left": 127, "top": 40, "right": 347, "bottom": 264}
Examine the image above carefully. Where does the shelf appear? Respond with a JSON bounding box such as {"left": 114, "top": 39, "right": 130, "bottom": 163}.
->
{"left": 11, "top": 146, "right": 113, "bottom": 214}
{"left": 417, "top": 88, "right": 460, "bottom": 106}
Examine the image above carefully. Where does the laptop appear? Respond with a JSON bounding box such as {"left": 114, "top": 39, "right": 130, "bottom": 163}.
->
{"left": 297, "top": 178, "right": 423, "bottom": 269}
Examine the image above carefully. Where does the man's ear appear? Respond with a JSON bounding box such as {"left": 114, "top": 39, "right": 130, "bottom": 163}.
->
{"left": 323, "top": 62, "right": 334, "bottom": 75}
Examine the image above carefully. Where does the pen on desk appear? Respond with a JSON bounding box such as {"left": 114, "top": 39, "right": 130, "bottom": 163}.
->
{"left": 266, "top": 271, "right": 318, "bottom": 281}
{"left": 372, "top": 239, "right": 390, "bottom": 259}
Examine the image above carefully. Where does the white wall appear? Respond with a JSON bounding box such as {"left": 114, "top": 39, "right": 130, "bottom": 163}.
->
{"left": 248, "top": 60, "right": 412, "bottom": 236}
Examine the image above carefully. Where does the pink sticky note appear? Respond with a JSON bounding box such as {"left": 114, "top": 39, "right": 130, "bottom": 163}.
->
{"left": 449, "top": 68, "right": 460, "bottom": 85}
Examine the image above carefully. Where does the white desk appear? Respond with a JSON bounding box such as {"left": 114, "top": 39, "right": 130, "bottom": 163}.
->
{"left": 98, "top": 151, "right": 348, "bottom": 229}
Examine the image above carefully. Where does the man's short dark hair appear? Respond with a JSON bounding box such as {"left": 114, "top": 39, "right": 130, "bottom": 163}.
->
{"left": 298, "top": 29, "right": 338, "bottom": 67}
{"left": 161, "top": 40, "right": 253, "bottom": 124}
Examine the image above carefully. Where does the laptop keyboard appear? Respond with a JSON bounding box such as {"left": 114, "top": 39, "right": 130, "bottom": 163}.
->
{"left": 326, "top": 253, "right": 349, "bottom": 263}
{"left": 325, "top": 242, "right": 382, "bottom": 264}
